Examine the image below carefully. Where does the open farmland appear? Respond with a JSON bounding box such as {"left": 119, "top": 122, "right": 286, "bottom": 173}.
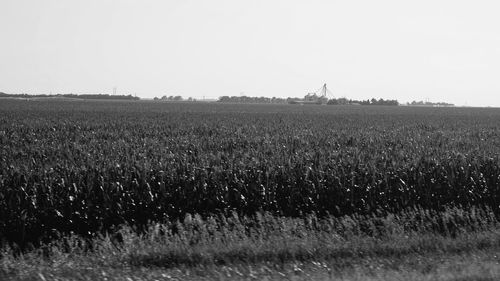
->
{"left": 2, "top": 100, "right": 500, "bottom": 280}
{"left": 2, "top": 100, "right": 500, "bottom": 244}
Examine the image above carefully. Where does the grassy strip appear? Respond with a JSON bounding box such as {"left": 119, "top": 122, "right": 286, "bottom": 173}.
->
{"left": 4, "top": 253, "right": 500, "bottom": 281}
{"left": 3, "top": 230, "right": 500, "bottom": 280}
{"left": 1, "top": 207, "right": 499, "bottom": 272}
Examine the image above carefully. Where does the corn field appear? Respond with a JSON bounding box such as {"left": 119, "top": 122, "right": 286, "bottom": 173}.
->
{"left": 1, "top": 100, "right": 500, "bottom": 247}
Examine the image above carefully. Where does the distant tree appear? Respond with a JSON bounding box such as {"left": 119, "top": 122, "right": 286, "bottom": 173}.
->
{"left": 327, "top": 99, "right": 339, "bottom": 105}
{"left": 338, "top": 97, "right": 349, "bottom": 105}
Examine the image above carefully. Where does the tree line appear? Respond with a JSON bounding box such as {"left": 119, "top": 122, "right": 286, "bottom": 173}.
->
{"left": 218, "top": 95, "right": 399, "bottom": 106}
{"left": 327, "top": 97, "right": 399, "bottom": 106}
{"left": 218, "top": 96, "right": 289, "bottom": 104}
{"left": 153, "top": 95, "right": 197, "bottom": 102}
{"left": 0, "top": 92, "right": 139, "bottom": 100}
{"left": 407, "top": 100, "right": 454, "bottom": 107}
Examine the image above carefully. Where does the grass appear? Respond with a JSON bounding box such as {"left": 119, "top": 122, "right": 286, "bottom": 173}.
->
{"left": 5, "top": 254, "right": 500, "bottom": 281}
{"left": 3, "top": 207, "right": 500, "bottom": 280}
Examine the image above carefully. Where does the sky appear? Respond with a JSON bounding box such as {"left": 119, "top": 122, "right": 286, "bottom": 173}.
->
{"left": 1, "top": 0, "right": 499, "bottom": 106}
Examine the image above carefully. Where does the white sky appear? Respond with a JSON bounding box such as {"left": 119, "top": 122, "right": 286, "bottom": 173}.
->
{"left": 1, "top": 0, "right": 499, "bottom": 106}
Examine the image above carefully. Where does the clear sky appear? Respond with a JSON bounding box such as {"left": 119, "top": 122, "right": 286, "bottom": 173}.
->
{"left": 1, "top": 0, "right": 499, "bottom": 106}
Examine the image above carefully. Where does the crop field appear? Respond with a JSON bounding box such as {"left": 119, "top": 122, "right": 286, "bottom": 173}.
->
{"left": 2, "top": 99, "right": 500, "bottom": 280}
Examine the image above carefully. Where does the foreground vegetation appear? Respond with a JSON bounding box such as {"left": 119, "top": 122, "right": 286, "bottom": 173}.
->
{"left": 1, "top": 100, "right": 500, "bottom": 279}
{"left": 2, "top": 207, "right": 500, "bottom": 280}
